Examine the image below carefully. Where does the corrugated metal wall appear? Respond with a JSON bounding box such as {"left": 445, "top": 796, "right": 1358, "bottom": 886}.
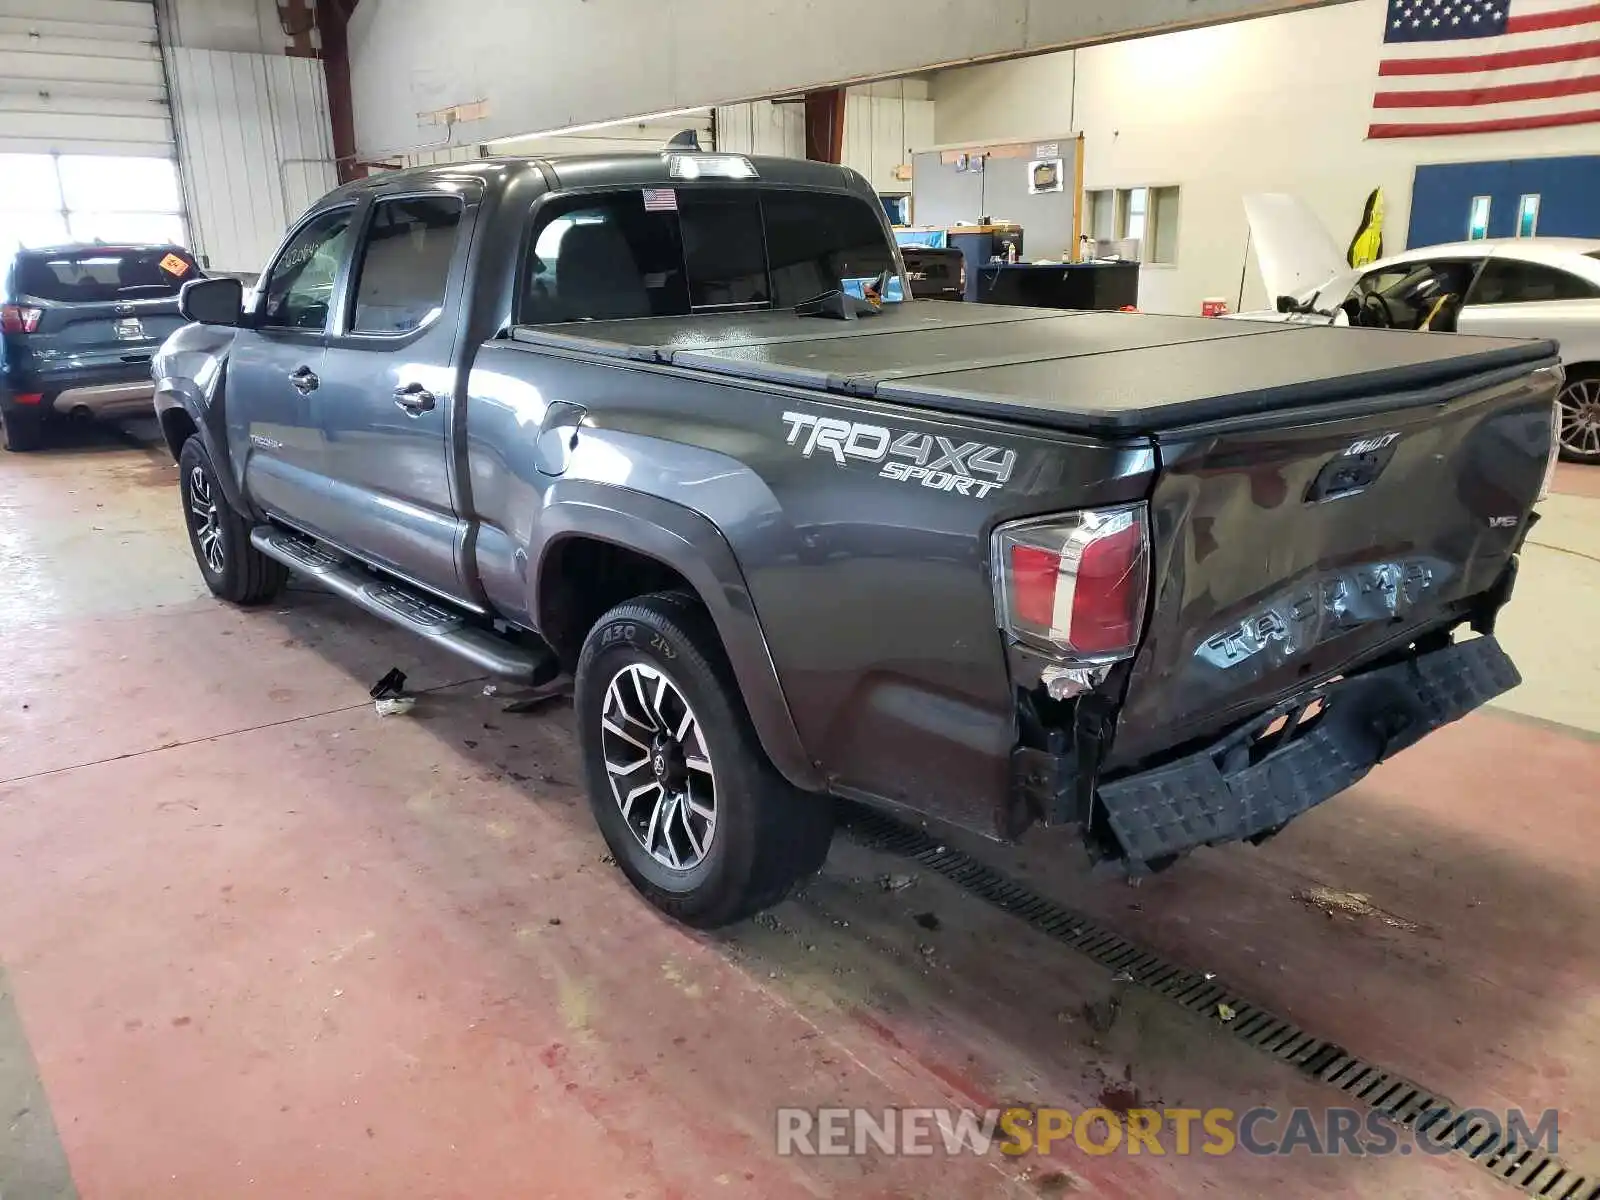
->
{"left": 713, "top": 102, "right": 805, "bottom": 160}
{"left": 716, "top": 84, "right": 934, "bottom": 192}
{"left": 0, "top": 0, "right": 172, "bottom": 155}
{"left": 166, "top": 48, "right": 335, "bottom": 273}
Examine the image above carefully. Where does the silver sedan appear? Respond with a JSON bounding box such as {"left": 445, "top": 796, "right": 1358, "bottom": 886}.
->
{"left": 1235, "top": 199, "right": 1600, "bottom": 464}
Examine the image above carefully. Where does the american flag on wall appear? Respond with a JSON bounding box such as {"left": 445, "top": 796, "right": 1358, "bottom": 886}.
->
{"left": 1370, "top": 0, "right": 1600, "bottom": 137}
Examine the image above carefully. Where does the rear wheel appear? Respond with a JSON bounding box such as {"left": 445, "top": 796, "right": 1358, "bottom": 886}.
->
{"left": 177, "top": 435, "right": 288, "bottom": 604}
{"left": 0, "top": 402, "right": 44, "bottom": 452}
{"left": 1558, "top": 367, "right": 1600, "bottom": 464}
{"left": 575, "top": 592, "right": 833, "bottom": 928}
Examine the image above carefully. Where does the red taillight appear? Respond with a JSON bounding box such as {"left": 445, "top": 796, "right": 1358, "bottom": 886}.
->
{"left": 11, "top": 393, "right": 43, "bottom": 405}
{"left": 1009, "top": 543, "right": 1059, "bottom": 629}
{"left": 994, "top": 505, "right": 1150, "bottom": 661}
{"left": 1, "top": 304, "right": 41, "bottom": 334}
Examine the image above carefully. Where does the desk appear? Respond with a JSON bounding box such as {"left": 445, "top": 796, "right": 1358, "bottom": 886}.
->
{"left": 974, "top": 261, "right": 1140, "bottom": 310}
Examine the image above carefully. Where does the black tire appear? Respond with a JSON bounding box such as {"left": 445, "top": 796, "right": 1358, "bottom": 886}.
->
{"left": 575, "top": 592, "right": 833, "bottom": 928}
{"left": 0, "top": 404, "right": 44, "bottom": 452}
{"left": 177, "top": 435, "right": 288, "bottom": 605}
{"left": 1557, "top": 366, "right": 1600, "bottom": 465}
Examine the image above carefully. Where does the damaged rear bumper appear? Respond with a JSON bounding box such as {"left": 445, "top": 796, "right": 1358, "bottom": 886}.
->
{"left": 1017, "top": 635, "right": 1520, "bottom": 873}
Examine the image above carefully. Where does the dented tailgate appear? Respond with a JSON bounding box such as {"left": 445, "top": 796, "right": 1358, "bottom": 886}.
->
{"left": 1106, "top": 358, "right": 1561, "bottom": 770}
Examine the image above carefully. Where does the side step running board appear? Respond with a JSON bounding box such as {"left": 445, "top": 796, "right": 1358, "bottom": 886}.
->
{"left": 250, "top": 526, "right": 552, "bottom": 681}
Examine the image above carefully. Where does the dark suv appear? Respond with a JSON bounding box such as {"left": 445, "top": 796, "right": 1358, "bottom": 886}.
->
{"left": 1, "top": 242, "right": 200, "bottom": 451}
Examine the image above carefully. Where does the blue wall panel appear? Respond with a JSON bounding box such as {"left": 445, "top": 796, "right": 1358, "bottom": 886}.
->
{"left": 1409, "top": 155, "right": 1600, "bottom": 249}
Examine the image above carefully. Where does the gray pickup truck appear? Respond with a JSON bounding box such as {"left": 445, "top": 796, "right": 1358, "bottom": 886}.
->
{"left": 154, "top": 151, "right": 1561, "bottom": 927}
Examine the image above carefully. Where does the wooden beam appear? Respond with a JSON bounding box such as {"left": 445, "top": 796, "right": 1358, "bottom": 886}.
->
{"left": 315, "top": 0, "right": 364, "bottom": 182}
{"left": 803, "top": 88, "right": 847, "bottom": 164}
{"left": 1071, "top": 133, "right": 1085, "bottom": 259}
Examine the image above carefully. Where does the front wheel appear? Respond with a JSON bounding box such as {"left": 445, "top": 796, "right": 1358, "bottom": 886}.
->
{"left": 177, "top": 435, "right": 288, "bottom": 604}
{"left": 575, "top": 592, "right": 833, "bottom": 928}
{"left": 1558, "top": 368, "right": 1600, "bottom": 464}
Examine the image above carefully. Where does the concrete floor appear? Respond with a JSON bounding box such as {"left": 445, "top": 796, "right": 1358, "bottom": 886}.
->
{"left": 1, "top": 422, "right": 1597, "bottom": 1199}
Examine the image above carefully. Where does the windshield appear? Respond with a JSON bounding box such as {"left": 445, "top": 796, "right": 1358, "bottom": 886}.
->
{"left": 14, "top": 247, "right": 198, "bottom": 303}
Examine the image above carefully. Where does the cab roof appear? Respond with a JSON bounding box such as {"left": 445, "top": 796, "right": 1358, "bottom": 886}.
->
{"left": 325, "top": 152, "right": 869, "bottom": 205}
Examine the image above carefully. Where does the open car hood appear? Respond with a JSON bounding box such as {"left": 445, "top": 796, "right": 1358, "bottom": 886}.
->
{"left": 1243, "top": 193, "right": 1352, "bottom": 309}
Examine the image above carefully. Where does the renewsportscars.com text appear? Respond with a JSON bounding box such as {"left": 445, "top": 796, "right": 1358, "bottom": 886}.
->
{"left": 775, "top": 1106, "right": 1560, "bottom": 1158}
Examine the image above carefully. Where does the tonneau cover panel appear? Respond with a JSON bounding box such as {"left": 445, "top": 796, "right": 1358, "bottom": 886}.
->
{"left": 510, "top": 301, "right": 1557, "bottom": 435}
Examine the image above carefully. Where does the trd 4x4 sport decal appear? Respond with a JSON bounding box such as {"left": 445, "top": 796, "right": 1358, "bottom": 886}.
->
{"left": 781, "top": 411, "right": 1017, "bottom": 499}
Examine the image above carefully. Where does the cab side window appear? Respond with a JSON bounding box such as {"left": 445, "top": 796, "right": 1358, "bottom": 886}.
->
{"left": 1468, "top": 259, "right": 1600, "bottom": 305}
{"left": 349, "top": 195, "right": 464, "bottom": 334}
{"left": 258, "top": 207, "right": 355, "bottom": 331}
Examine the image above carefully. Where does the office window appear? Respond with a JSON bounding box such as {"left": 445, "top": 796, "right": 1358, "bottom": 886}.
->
{"left": 1468, "top": 195, "right": 1492, "bottom": 241}
{"left": 350, "top": 195, "right": 463, "bottom": 334}
{"left": 1082, "top": 185, "right": 1180, "bottom": 264}
{"left": 1085, "top": 189, "right": 1114, "bottom": 242}
{"left": 1123, "top": 188, "right": 1148, "bottom": 243}
{"left": 1516, "top": 194, "right": 1540, "bottom": 238}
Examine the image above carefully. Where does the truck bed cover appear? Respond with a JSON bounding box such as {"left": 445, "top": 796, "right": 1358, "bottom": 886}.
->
{"left": 510, "top": 302, "right": 1558, "bottom": 434}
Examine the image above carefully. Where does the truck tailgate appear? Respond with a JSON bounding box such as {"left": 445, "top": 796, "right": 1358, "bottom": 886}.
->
{"left": 1105, "top": 357, "right": 1559, "bottom": 770}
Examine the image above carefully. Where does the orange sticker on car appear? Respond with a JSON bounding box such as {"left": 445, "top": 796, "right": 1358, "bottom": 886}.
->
{"left": 159, "top": 253, "right": 191, "bottom": 277}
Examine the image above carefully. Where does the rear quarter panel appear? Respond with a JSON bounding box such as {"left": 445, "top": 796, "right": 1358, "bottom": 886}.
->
{"left": 466, "top": 342, "right": 1155, "bottom": 834}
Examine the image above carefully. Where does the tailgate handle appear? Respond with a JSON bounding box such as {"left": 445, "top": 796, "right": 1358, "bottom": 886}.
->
{"left": 1306, "top": 445, "right": 1395, "bottom": 503}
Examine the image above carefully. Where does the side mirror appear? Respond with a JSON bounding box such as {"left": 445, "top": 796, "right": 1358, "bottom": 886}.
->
{"left": 179, "top": 276, "right": 245, "bottom": 327}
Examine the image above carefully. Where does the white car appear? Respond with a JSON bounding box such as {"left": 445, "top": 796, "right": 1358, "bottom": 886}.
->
{"left": 1233, "top": 193, "right": 1600, "bottom": 464}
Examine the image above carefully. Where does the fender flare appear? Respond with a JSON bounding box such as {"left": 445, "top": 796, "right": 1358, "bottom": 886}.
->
{"left": 527, "top": 481, "right": 822, "bottom": 793}
{"left": 155, "top": 365, "right": 252, "bottom": 517}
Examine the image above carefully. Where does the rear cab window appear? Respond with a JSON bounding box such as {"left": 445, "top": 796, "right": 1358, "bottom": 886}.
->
{"left": 14, "top": 247, "right": 199, "bottom": 304}
{"left": 518, "top": 186, "right": 897, "bottom": 325}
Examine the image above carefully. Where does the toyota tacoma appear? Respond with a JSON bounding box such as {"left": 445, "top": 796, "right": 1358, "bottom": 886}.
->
{"left": 153, "top": 151, "right": 1561, "bottom": 927}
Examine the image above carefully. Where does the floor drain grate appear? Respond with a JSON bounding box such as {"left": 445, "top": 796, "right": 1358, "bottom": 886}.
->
{"left": 842, "top": 807, "right": 1594, "bottom": 1199}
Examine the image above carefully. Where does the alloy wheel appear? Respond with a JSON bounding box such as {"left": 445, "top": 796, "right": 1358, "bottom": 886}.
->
{"left": 1559, "top": 377, "right": 1600, "bottom": 460}
{"left": 187, "top": 465, "right": 225, "bottom": 574}
{"left": 600, "top": 663, "right": 716, "bottom": 871}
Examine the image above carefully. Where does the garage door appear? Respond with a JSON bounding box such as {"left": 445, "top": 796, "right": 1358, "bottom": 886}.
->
{"left": 0, "top": 0, "right": 185, "bottom": 248}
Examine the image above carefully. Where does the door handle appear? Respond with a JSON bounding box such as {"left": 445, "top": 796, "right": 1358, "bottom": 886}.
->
{"left": 288, "top": 366, "right": 319, "bottom": 394}
{"left": 393, "top": 382, "right": 436, "bottom": 415}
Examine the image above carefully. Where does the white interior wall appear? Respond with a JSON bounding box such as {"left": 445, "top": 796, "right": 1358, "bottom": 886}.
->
{"left": 932, "top": 0, "right": 1600, "bottom": 315}
{"left": 346, "top": 0, "right": 1344, "bottom": 158}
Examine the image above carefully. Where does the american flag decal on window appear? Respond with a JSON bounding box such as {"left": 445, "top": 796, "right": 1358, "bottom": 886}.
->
{"left": 1371, "top": 0, "right": 1600, "bottom": 136}
{"left": 642, "top": 188, "right": 678, "bottom": 212}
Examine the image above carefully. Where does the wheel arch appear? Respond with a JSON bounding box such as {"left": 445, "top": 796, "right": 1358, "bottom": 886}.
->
{"left": 527, "top": 482, "right": 822, "bottom": 792}
{"left": 153, "top": 342, "right": 251, "bottom": 514}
